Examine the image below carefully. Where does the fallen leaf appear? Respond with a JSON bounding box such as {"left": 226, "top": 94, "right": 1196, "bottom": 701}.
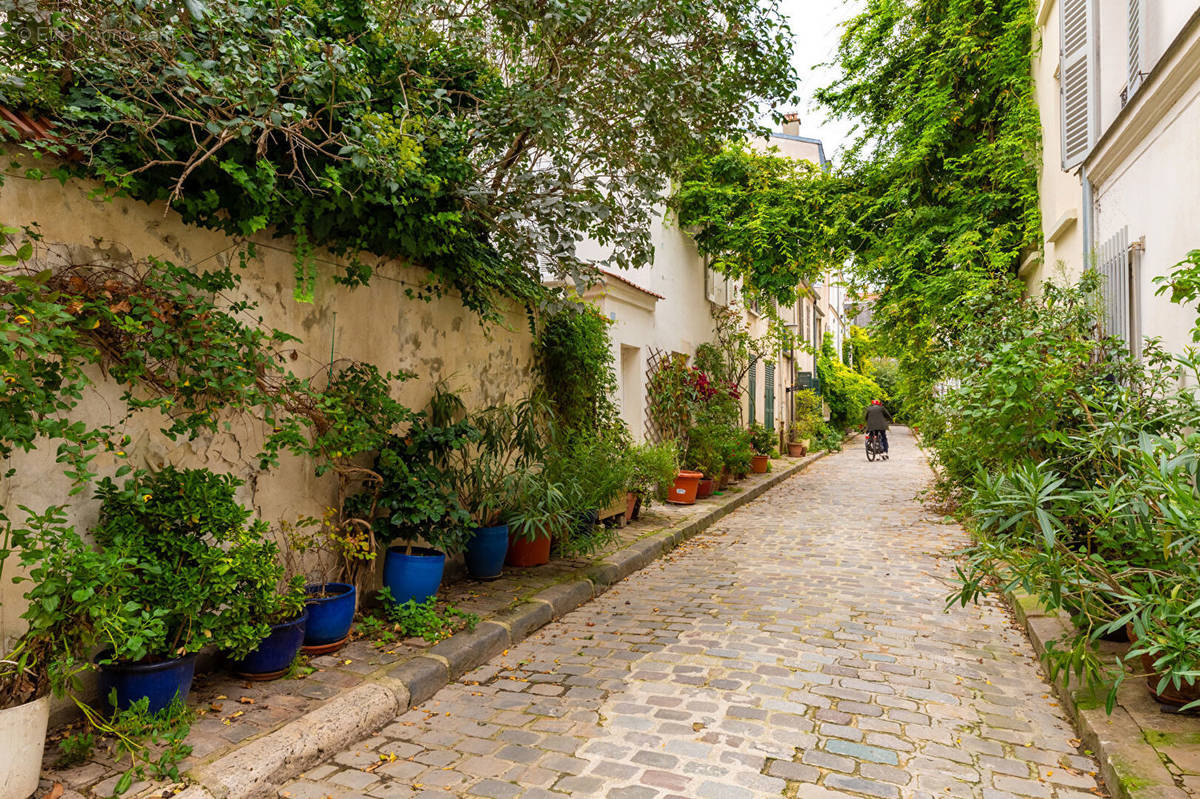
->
{"left": 46, "top": 783, "right": 64, "bottom": 799}
{"left": 238, "top": 697, "right": 255, "bottom": 705}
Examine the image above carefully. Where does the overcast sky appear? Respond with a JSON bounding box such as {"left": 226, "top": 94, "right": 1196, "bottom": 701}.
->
{"left": 772, "top": 0, "right": 865, "bottom": 162}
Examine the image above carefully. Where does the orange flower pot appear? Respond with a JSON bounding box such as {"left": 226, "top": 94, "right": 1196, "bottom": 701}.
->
{"left": 750, "top": 454, "right": 769, "bottom": 473}
{"left": 668, "top": 470, "right": 703, "bottom": 505}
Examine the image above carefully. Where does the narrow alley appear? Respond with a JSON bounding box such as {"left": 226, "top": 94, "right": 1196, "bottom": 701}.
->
{"left": 285, "top": 429, "right": 1101, "bottom": 799}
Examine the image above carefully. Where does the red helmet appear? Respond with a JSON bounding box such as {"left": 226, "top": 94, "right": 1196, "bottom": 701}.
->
{"left": 871, "top": 399, "right": 882, "bottom": 405}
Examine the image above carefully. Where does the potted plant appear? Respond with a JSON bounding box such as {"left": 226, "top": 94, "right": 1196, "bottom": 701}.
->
{"left": 625, "top": 441, "right": 680, "bottom": 520}
{"left": 85, "top": 468, "right": 288, "bottom": 712}
{"left": 2, "top": 507, "right": 120, "bottom": 799}
{"left": 790, "top": 389, "right": 822, "bottom": 456}
{"left": 721, "top": 429, "right": 755, "bottom": 480}
{"left": 443, "top": 394, "right": 548, "bottom": 576}
{"left": 506, "top": 469, "right": 575, "bottom": 566}
{"left": 544, "top": 432, "right": 632, "bottom": 557}
{"left": 684, "top": 424, "right": 722, "bottom": 500}
{"left": 747, "top": 424, "right": 774, "bottom": 473}
{"left": 276, "top": 510, "right": 369, "bottom": 654}
{"left": 373, "top": 415, "right": 474, "bottom": 604}
{"left": 227, "top": 539, "right": 307, "bottom": 680}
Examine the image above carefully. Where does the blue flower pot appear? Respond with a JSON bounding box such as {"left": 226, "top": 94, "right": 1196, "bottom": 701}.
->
{"left": 464, "top": 525, "right": 508, "bottom": 580}
{"left": 98, "top": 653, "right": 197, "bottom": 714}
{"left": 231, "top": 610, "right": 308, "bottom": 679}
{"left": 383, "top": 546, "right": 445, "bottom": 605}
{"left": 304, "top": 583, "right": 357, "bottom": 646}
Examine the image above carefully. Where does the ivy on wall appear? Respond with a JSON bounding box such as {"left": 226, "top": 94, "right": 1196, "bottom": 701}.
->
{"left": 0, "top": 0, "right": 798, "bottom": 320}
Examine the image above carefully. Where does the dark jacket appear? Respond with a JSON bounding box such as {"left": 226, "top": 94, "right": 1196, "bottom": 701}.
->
{"left": 864, "top": 404, "right": 892, "bottom": 432}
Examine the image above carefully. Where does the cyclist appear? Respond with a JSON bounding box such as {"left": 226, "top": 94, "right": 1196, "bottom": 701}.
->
{"left": 864, "top": 399, "right": 893, "bottom": 459}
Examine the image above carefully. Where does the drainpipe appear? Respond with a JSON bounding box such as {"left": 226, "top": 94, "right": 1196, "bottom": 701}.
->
{"left": 1080, "top": 164, "right": 1093, "bottom": 271}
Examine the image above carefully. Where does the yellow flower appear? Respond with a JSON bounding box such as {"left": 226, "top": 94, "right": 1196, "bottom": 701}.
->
{"left": 142, "top": 494, "right": 153, "bottom": 502}
{"left": 14, "top": 314, "right": 29, "bottom": 325}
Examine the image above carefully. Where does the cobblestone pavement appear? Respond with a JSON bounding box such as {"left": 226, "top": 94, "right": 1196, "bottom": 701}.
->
{"left": 287, "top": 429, "right": 1103, "bottom": 799}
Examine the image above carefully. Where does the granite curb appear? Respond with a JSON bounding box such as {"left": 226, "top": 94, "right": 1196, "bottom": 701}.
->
{"left": 1006, "top": 589, "right": 1189, "bottom": 799}
{"left": 180, "top": 449, "right": 832, "bottom": 799}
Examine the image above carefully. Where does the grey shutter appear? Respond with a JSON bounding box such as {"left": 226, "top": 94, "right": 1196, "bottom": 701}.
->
{"left": 1099, "top": 227, "right": 1130, "bottom": 344}
{"left": 1128, "top": 0, "right": 1142, "bottom": 91}
{"left": 1061, "top": 0, "right": 1094, "bottom": 168}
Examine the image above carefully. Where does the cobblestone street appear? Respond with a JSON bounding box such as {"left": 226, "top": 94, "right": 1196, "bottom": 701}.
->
{"left": 286, "top": 429, "right": 1102, "bottom": 799}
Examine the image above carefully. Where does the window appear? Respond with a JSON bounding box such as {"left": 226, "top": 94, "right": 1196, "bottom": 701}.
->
{"left": 748, "top": 358, "right": 757, "bottom": 425}
{"left": 1098, "top": 227, "right": 1142, "bottom": 357}
{"left": 704, "top": 264, "right": 730, "bottom": 306}
{"left": 1061, "top": 0, "right": 1095, "bottom": 168}
{"left": 764, "top": 362, "right": 775, "bottom": 431}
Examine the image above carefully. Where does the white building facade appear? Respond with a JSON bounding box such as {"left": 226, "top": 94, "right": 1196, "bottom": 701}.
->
{"left": 1029, "top": 0, "right": 1200, "bottom": 357}
{"left": 570, "top": 123, "right": 847, "bottom": 445}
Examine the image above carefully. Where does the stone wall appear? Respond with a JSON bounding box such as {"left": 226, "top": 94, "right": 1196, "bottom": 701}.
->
{"left": 0, "top": 165, "right": 539, "bottom": 645}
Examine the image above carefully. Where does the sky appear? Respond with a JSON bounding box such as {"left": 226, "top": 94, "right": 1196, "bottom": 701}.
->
{"left": 772, "top": 0, "right": 865, "bottom": 162}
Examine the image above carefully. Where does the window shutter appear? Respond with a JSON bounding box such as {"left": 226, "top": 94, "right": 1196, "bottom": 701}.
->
{"left": 1128, "top": 0, "right": 1142, "bottom": 92}
{"left": 764, "top": 363, "right": 775, "bottom": 431}
{"left": 1060, "top": 0, "right": 1094, "bottom": 168}
{"left": 748, "top": 359, "right": 757, "bottom": 425}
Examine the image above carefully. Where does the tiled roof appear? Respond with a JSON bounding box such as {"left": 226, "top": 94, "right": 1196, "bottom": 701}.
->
{"left": 597, "top": 269, "right": 664, "bottom": 300}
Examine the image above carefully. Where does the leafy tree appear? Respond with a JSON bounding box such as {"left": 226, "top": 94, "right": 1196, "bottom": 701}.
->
{"left": 674, "top": 142, "right": 851, "bottom": 303}
{"left": 815, "top": 0, "right": 1042, "bottom": 395}
{"left": 1, "top": 0, "right": 797, "bottom": 317}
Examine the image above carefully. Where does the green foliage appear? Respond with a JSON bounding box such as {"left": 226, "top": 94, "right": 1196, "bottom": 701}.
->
{"left": 815, "top": 0, "right": 1042, "bottom": 395}
{"left": 2, "top": 506, "right": 130, "bottom": 705}
{"left": 747, "top": 424, "right": 775, "bottom": 456}
{"left": 810, "top": 423, "right": 844, "bottom": 453}
{"left": 538, "top": 304, "right": 622, "bottom": 436}
{"left": 717, "top": 428, "right": 755, "bottom": 477}
{"left": 674, "top": 143, "right": 846, "bottom": 303}
{"left": 816, "top": 333, "right": 884, "bottom": 431}
{"left": 625, "top": 441, "right": 680, "bottom": 507}
{"left": 930, "top": 274, "right": 1200, "bottom": 711}
{"left": 443, "top": 393, "right": 551, "bottom": 528}
{"left": 683, "top": 424, "right": 723, "bottom": 478}
{"left": 1153, "top": 249, "right": 1200, "bottom": 341}
{"left": 790, "top": 389, "right": 823, "bottom": 442}
{"left": 3, "top": 0, "right": 797, "bottom": 316}
{"left": 870, "top": 358, "right": 906, "bottom": 422}
{"left": 847, "top": 326, "right": 875, "bottom": 376}
{"left": 372, "top": 391, "right": 478, "bottom": 556}
{"left": 90, "top": 467, "right": 302, "bottom": 661}
{"left": 376, "top": 591, "right": 478, "bottom": 644}
{"left": 56, "top": 694, "right": 195, "bottom": 795}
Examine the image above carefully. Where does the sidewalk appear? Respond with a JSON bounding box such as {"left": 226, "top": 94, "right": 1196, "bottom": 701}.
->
{"left": 40, "top": 450, "right": 832, "bottom": 799}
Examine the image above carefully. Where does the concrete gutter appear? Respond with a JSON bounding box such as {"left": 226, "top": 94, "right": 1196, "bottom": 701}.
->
{"left": 1005, "top": 590, "right": 1189, "bottom": 799}
{"left": 176, "top": 450, "right": 833, "bottom": 799}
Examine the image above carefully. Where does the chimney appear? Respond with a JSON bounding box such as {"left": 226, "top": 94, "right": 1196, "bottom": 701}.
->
{"left": 781, "top": 112, "right": 801, "bottom": 137}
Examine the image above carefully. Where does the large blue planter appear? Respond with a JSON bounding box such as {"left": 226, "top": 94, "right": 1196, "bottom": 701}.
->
{"left": 231, "top": 610, "right": 308, "bottom": 679}
{"left": 98, "top": 653, "right": 197, "bottom": 714}
{"left": 304, "top": 583, "right": 356, "bottom": 646}
{"left": 383, "top": 546, "right": 445, "bottom": 605}
{"left": 464, "top": 525, "right": 508, "bottom": 580}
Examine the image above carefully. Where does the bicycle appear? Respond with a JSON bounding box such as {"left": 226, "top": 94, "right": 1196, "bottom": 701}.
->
{"left": 865, "top": 430, "right": 887, "bottom": 462}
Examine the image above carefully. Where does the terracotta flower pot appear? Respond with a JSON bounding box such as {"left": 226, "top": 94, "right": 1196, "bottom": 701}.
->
{"left": 750, "top": 454, "right": 769, "bottom": 473}
{"left": 668, "top": 470, "right": 703, "bottom": 505}
{"left": 696, "top": 478, "right": 715, "bottom": 499}
{"left": 625, "top": 492, "right": 638, "bottom": 520}
{"left": 506, "top": 532, "right": 551, "bottom": 567}
{"left": 787, "top": 441, "right": 807, "bottom": 457}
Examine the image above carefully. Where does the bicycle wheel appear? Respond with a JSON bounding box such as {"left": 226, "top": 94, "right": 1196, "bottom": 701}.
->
{"left": 865, "top": 436, "right": 876, "bottom": 462}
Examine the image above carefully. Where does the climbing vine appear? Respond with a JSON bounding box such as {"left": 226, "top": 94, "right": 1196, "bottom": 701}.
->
{"left": 0, "top": 0, "right": 797, "bottom": 319}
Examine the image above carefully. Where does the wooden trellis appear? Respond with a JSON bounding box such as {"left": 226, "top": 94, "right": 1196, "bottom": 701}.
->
{"left": 644, "top": 346, "right": 667, "bottom": 443}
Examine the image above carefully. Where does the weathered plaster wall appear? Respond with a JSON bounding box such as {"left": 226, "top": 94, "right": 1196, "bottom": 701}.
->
{"left": 0, "top": 167, "right": 537, "bottom": 645}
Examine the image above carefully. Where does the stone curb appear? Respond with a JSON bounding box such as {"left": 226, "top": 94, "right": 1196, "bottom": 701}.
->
{"left": 1005, "top": 589, "right": 1188, "bottom": 799}
{"left": 183, "top": 450, "right": 832, "bottom": 799}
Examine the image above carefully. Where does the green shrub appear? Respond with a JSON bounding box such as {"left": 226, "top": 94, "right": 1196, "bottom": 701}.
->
{"left": 89, "top": 467, "right": 302, "bottom": 662}
{"left": 747, "top": 423, "right": 775, "bottom": 455}
{"left": 816, "top": 333, "right": 883, "bottom": 431}
{"left": 626, "top": 441, "right": 681, "bottom": 506}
